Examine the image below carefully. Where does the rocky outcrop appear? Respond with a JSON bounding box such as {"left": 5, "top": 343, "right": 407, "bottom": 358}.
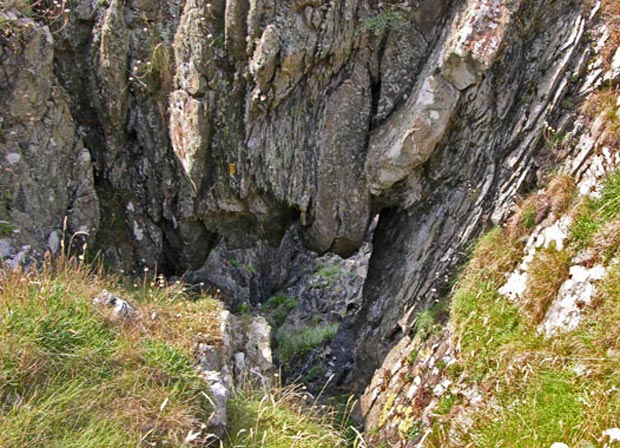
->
{"left": 355, "top": 9, "right": 620, "bottom": 440}
{"left": 197, "top": 311, "right": 275, "bottom": 437}
{"left": 0, "top": 11, "right": 99, "bottom": 266}
{"left": 0, "top": 0, "right": 608, "bottom": 442}
{"left": 92, "top": 286, "right": 275, "bottom": 440}
{"left": 41, "top": 0, "right": 460, "bottom": 266}
{"left": 334, "top": 0, "right": 590, "bottom": 393}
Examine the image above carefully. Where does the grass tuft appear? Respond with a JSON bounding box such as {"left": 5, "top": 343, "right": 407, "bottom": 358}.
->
{"left": 276, "top": 323, "right": 339, "bottom": 364}
{"left": 571, "top": 170, "right": 620, "bottom": 259}
{"left": 0, "top": 258, "right": 218, "bottom": 447}
{"left": 264, "top": 294, "right": 298, "bottom": 327}
{"left": 226, "top": 381, "right": 360, "bottom": 448}
{"left": 506, "top": 174, "right": 576, "bottom": 239}
{"left": 414, "top": 301, "right": 448, "bottom": 341}
{"left": 582, "top": 88, "right": 620, "bottom": 145}
{"left": 524, "top": 246, "right": 572, "bottom": 324}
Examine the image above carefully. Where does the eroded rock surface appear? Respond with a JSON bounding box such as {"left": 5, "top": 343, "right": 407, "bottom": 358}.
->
{"left": 0, "top": 0, "right": 605, "bottom": 439}
{"left": 0, "top": 12, "right": 99, "bottom": 264}
{"left": 357, "top": 11, "right": 620, "bottom": 440}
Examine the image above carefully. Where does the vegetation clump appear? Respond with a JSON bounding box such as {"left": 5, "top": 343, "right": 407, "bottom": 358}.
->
{"left": 264, "top": 294, "right": 298, "bottom": 327}
{"left": 0, "top": 258, "right": 219, "bottom": 447}
{"left": 524, "top": 245, "right": 572, "bottom": 324}
{"left": 572, "top": 170, "right": 620, "bottom": 259}
{"left": 414, "top": 301, "right": 448, "bottom": 341}
{"left": 362, "top": 9, "right": 407, "bottom": 35}
{"left": 276, "top": 323, "right": 339, "bottom": 363}
{"left": 0, "top": 256, "right": 358, "bottom": 447}
{"left": 227, "top": 382, "right": 360, "bottom": 448}
{"left": 1, "top": 0, "right": 71, "bottom": 32}
{"left": 427, "top": 169, "right": 620, "bottom": 447}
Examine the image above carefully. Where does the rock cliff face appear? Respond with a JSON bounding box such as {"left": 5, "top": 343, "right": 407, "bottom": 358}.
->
{"left": 0, "top": 11, "right": 99, "bottom": 266}
{"left": 0, "top": 0, "right": 604, "bottom": 435}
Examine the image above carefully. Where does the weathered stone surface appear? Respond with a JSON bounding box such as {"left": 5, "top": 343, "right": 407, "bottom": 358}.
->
{"left": 307, "top": 63, "right": 372, "bottom": 254}
{"left": 366, "top": 73, "right": 459, "bottom": 193}
{"left": 539, "top": 264, "right": 607, "bottom": 337}
{"left": 96, "top": 0, "right": 129, "bottom": 160}
{"left": 197, "top": 310, "right": 275, "bottom": 437}
{"left": 0, "top": 1, "right": 606, "bottom": 442}
{"left": 0, "top": 12, "right": 99, "bottom": 263}
{"left": 225, "top": 0, "right": 249, "bottom": 60}
{"left": 39, "top": 0, "right": 458, "bottom": 268}
{"left": 441, "top": 0, "right": 520, "bottom": 90}
{"left": 169, "top": 90, "right": 210, "bottom": 191}
{"left": 93, "top": 289, "right": 134, "bottom": 319}
{"left": 335, "top": 0, "right": 589, "bottom": 394}
{"left": 248, "top": 24, "right": 280, "bottom": 92}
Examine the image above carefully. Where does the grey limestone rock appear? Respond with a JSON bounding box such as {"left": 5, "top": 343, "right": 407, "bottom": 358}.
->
{"left": 0, "top": 12, "right": 99, "bottom": 262}
{"left": 93, "top": 289, "right": 135, "bottom": 319}
{"left": 0, "top": 0, "right": 603, "bottom": 436}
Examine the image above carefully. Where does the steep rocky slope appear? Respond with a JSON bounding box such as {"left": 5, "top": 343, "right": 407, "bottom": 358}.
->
{"left": 1, "top": 0, "right": 618, "bottom": 443}
{"left": 358, "top": 107, "right": 620, "bottom": 447}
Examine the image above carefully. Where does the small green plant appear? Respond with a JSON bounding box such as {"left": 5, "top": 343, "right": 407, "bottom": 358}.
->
{"left": 129, "top": 32, "right": 172, "bottom": 95}
{"left": 542, "top": 122, "right": 570, "bottom": 150}
{"left": 415, "top": 310, "right": 436, "bottom": 341}
{"left": 406, "top": 422, "right": 421, "bottom": 441}
{"left": 243, "top": 263, "right": 257, "bottom": 274}
{"left": 316, "top": 265, "right": 340, "bottom": 278}
{"left": 316, "top": 264, "right": 341, "bottom": 285}
{"left": 235, "top": 301, "right": 250, "bottom": 315}
{"left": 302, "top": 365, "right": 326, "bottom": 383}
{"left": 0, "top": 188, "right": 13, "bottom": 211}
{"left": 571, "top": 197, "right": 600, "bottom": 246}
{"left": 406, "top": 349, "right": 418, "bottom": 365}
{"left": 598, "top": 169, "right": 620, "bottom": 219}
{"left": 363, "top": 9, "right": 407, "bottom": 35}
{"left": 435, "top": 394, "right": 456, "bottom": 416}
{"left": 265, "top": 294, "right": 298, "bottom": 327}
{"left": 445, "top": 362, "right": 463, "bottom": 379}
{"left": 520, "top": 205, "right": 537, "bottom": 229}
{"left": 210, "top": 31, "right": 224, "bottom": 50}
{"left": 0, "top": 220, "right": 14, "bottom": 236}
{"left": 414, "top": 301, "right": 447, "bottom": 341}
{"left": 276, "top": 323, "right": 339, "bottom": 363}
{"left": 571, "top": 170, "right": 620, "bottom": 254}
{"left": 0, "top": 16, "right": 11, "bottom": 37}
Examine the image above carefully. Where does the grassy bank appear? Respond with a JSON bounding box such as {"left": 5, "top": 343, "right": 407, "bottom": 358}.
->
{"left": 0, "top": 258, "right": 220, "bottom": 447}
{"left": 427, "top": 171, "right": 620, "bottom": 447}
{"left": 0, "top": 257, "right": 359, "bottom": 447}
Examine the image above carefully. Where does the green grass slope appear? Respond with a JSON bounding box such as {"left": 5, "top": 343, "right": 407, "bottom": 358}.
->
{"left": 0, "top": 258, "right": 360, "bottom": 447}
{"left": 427, "top": 171, "right": 620, "bottom": 447}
